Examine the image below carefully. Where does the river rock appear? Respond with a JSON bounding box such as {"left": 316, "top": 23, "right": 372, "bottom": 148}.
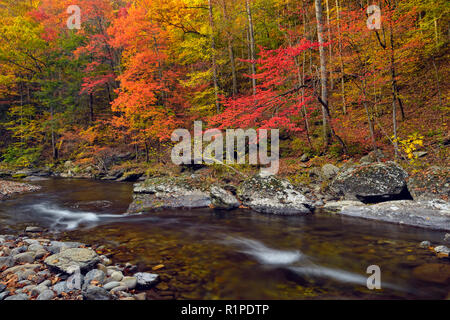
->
{"left": 419, "top": 241, "right": 431, "bottom": 248}
{"left": 413, "top": 263, "right": 450, "bottom": 284}
{"left": 83, "top": 269, "right": 106, "bottom": 288}
{"left": 45, "top": 248, "right": 100, "bottom": 273}
{"left": 109, "top": 271, "right": 123, "bottom": 282}
{"left": 47, "top": 241, "right": 83, "bottom": 254}
{"left": 83, "top": 286, "right": 114, "bottom": 300}
{"left": 322, "top": 200, "right": 365, "bottom": 212}
{"left": 134, "top": 272, "right": 159, "bottom": 289}
{"left": 0, "top": 284, "right": 6, "bottom": 293}
{"left": 128, "top": 177, "right": 211, "bottom": 213}
{"left": 434, "top": 245, "right": 450, "bottom": 255}
{"left": 37, "top": 289, "right": 55, "bottom": 300}
{"left": 330, "top": 162, "right": 410, "bottom": 203}
{"left": 327, "top": 200, "right": 450, "bottom": 231}
{"left": 121, "top": 276, "right": 137, "bottom": 290}
{"left": 103, "top": 281, "right": 121, "bottom": 290}
{"left": 407, "top": 167, "right": 449, "bottom": 201}
{"left": 25, "top": 226, "right": 44, "bottom": 233}
{"left": 210, "top": 186, "right": 240, "bottom": 210}
{"left": 4, "top": 294, "right": 29, "bottom": 300}
{"left": 237, "top": 173, "right": 313, "bottom": 215}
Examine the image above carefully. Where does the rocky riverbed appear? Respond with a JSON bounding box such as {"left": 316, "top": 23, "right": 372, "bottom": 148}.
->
{"left": 0, "top": 230, "right": 160, "bottom": 300}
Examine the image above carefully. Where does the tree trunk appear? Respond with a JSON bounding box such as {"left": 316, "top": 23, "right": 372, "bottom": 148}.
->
{"left": 245, "top": 0, "right": 257, "bottom": 95}
{"left": 208, "top": 0, "right": 220, "bottom": 113}
{"left": 336, "top": 0, "right": 346, "bottom": 114}
{"left": 315, "top": 0, "right": 330, "bottom": 148}
{"left": 222, "top": 0, "right": 238, "bottom": 95}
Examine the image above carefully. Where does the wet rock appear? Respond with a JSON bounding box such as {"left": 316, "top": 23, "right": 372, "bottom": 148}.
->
{"left": 134, "top": 272, "right": 159, "bottom": 289}
{"left": 0, "top": 284, "right": 6, "bottom": 293}
{"left": 37, "top": 289, "right": 55, "bottom": 300}
{"left": 128, "top": 177, "right": 211, "bottom": 213}
{"left": 434, "top": 245, "right": 450, "bottom": 255}
{"left": 328, "top": 200, "right": 450, "bottom": 231}
{"left": 413, "top": 263, "right": 450, "bottom": 284}
{"left": 117, "top": 171, "right": 144, "bottom": 182}
{"left": 210, "top": 185, "right": 240, "bottom": 210}
{"left": 103, "top": 281, "right": 121, "bottom": 290}
{"left": 121, "top": 276, "right": 137, "bottom": 290}
{"left": 45, "top": 248, "right": 100, "bottom": 273}
{"left": 47, "top": 241, "right": 83, "bottom": 254}
{"left": 330, "top": 162, "right": 410, "bottom": 203}
{"left": 445, "top": 233, "right": 450, "bottom": 243}
{"left": 322, "top": 200, "right": 365, "bottom": 213}
{"left": 83, "top": 286, "right": 114, "bottom": 300}
{"left": 110, "top": 285, "right": 128, "bottom": 294}
{"left": 419, "top": 241, "right": 431, "bottom": 248}
{"left": 0, "top": 256, "right": 14, "bottom": 268}
{"left": 23, "top": 176, "right": 49, "bottom": 182}
{"left": 321, "top": 164, "right": 339, "bottom": 180}
{"left": 25, "top": 226, "right": 44, "bottom": 233}
{"left": 4, "top": 294, "right": 29, "bottom": 300}
{"left": 237, "top": 173, "right": 313, "bottom": 215}
{"left": 83, "top": 269, "right": 106, "bottom": 288}
{"left": 0, "top": 292, "right": 9, "bottom": 300}
{"left": 13, "top": 252, "right": 35, "bottom": 264}
{"left": 28, "top": 243, "right": 44, "bottom": 252}
{"left": 407, "top": 167, "right": 449, "bottom": 202}
{"left": 3, "top": 264, "right": 41, "bottom": 275}
{"left": 109, "top": 271, "right": 123, "bottom": 282}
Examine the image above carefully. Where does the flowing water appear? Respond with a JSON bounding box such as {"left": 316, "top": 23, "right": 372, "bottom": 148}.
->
{"left": 0, "top": 178, "right": 449, "bottom": 299}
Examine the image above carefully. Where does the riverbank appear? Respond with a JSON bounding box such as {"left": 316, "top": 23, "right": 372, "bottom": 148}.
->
{"left": 0, "top": 158, "right": 449, "bottom": 231}
{"left": 0, "top": 229, "right": 159, "bottom": 300}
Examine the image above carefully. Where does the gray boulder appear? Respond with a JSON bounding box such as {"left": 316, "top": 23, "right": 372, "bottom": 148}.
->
{"left": 237, "top": 173, "right": 313, "bottom": 215}
{"left": 210, "top": 186, "right": 240, "bottom": 210}
{"left": 321, "top": 164, "right": 340, "bottom": 180}
{"left": 83, "top": 269, "right": 106, "bottom": 288}
{"left": 44, "top": 248, "right": 100, "bottom": 273}
{"left": 330, "top": 161, "right": 410, "bottom": 203}
{"left": 407, "top": 166, "right": 449, "bottom": 201}
{"left": 83, "top": 286, "right": 114, "bottom": 300}
{"left": 128, "top": 177, "right": 211, "bottom": 213}
{"left": 37, "top": 289, "right": 55, "bottom": 300}
{"left": 134, "top": 272, "right": 159, "bottom": 289}
{"left": 326, "top": 200, "right": 450, "bottom": 231}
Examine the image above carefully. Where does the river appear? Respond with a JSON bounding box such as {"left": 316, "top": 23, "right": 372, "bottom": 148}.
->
{"left": 0, "top": 178, "right": 448, "bottom": 299}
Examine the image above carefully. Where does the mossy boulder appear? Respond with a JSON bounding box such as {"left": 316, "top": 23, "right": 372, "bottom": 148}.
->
{"left": 407, "top": 166, "right": 449, "bottom": 201}
{"left": 127, "top": 176, "right": 211, "bottom": 213}
{"left": 330, "top": 162, "right": 410, "bottom": 203}
{"left": 237, "top": 173, "right": 313, "bottom": 215}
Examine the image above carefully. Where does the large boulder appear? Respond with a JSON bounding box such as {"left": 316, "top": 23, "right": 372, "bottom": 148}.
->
{"left": 210, "top": 185, "right": 240, "bottom": 210}
{"left": 127, "top": 176, "right": 211, "bottom": 213}
{"left": 237, "top": 173, "right": 313, "bottom": 215}
{"left": 323, "top": 200, "right": 450, "bottom": 231}
{"left": 407, "top": 166, "right": 449, "bottom": 201}
{"left": 329, "top": 162, "right": 410, "bottom": 203}
{"left": 44, "top": 248, "right": 100, "bottom": 273}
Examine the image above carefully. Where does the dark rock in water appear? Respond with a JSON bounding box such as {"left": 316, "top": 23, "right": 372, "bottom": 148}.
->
{"left": 44, "top": 248, "right": 100, "bottom": 273}
{"left": 23, "top": 176, "right": 49, "bottom": 182}
{"left": 25, "top": 226, "right": 44, "bottom": 233}
{"left": 210, "top": 185, "right": 240, "bottom": 210}
{"left": 128, "top": 177, "right": 211, "bottom": 213}
{"left": 330, "top": 161, "right": 411, "bottom": 203}
{"left": 134, "top": 272, "right": 159, "bottom": 289}
{"left": 101, "top": 169, "right": 124, "bottom": 181}
{"left": 407, "top": 166, "right": 449, "bottom": 202}
{"left": 117, "top": 171, "right": 144, "bottom": 182}
{"left": 83, "top": 286, "right": 114, "bottom": 300}
{"left": 237, "top": 173, "right": 313, "bottom": 215}
{"left": 413, "top": 263, "right": 450, "bottom": 284}
{"left": 419, "top": 241, "right": 431, "bottom": 248}
{"left": 324, "top": 200, "right": 450, "bottom": 231}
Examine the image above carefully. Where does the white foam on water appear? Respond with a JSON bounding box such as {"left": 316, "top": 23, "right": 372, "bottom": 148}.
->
{"left": 225, "top": 237, "right": 303, "bottom": 265}
{"left": 31, "top": 203, "right": 133, "bottom": 230}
